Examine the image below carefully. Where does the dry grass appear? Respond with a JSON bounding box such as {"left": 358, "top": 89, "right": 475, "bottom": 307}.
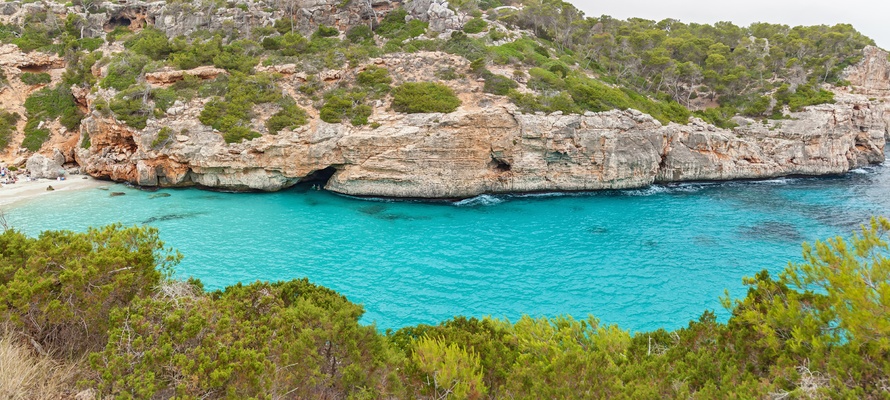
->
{"left": 0, "top": 330, "right": 83, "bottom": 400}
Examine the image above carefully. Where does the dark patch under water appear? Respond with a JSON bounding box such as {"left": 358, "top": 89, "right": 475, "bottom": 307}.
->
{"left": 142, "top": 212, "right": 205, "bottom": 225}
{"left": 738, "top": 220, "right": 804, "bottom": 243}
{"left": 358, "top": 205, "right": 388, "bottom": 215}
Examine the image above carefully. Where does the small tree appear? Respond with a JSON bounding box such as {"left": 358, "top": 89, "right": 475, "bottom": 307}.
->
{"left": 412, "top": 336, "right": 487, "bottom": 399}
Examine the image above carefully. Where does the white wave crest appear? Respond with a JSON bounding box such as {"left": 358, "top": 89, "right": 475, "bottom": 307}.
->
{"left": 453, "top": 194, "right": 505, "bottom": 207}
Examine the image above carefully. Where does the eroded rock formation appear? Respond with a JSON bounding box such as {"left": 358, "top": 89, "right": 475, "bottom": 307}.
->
{"left": 70, "top": 88, "right": 886, "bottom": 198}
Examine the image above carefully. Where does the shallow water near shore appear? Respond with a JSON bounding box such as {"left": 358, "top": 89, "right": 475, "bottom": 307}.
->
{"left": 5, "top": 163, "right": 890, "bottom": 332}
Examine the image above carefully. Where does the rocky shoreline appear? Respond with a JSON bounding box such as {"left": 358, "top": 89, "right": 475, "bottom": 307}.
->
{"left": 60, "top": 86, "right": 886, "bottom": 199}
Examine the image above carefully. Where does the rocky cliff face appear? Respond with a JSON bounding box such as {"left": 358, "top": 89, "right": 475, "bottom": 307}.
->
{"left": 844, "top": 45, "right": 890, "bottom": 139}
{"left": 71, "top": 83, "right": 887, "bottom": 198}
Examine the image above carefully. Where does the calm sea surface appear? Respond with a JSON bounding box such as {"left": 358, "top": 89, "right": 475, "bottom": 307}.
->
{"left": 5, "top": 162, "right": 890, "bottom": 331}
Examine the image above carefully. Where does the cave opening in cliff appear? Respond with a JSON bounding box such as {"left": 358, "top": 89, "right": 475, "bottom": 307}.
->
{"left": 104, "top": 16, "right": 132, "bottom": 31}
{"left": 19, "top": 65, "right": 50, "bottom": 73}
{"left": 490, "top": 156, "right": 511, "bottom": 173}
{"left": 299, "top": 166, "right": 338, "bottom": 188}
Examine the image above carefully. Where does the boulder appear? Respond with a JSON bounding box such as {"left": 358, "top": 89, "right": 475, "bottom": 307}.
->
{"left": 26, "top": 154, "right": 64, "bottom": 179}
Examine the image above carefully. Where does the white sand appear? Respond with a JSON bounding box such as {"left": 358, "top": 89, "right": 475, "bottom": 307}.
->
{"left": 0, "top": 176, "right": 107, "bottom": 208}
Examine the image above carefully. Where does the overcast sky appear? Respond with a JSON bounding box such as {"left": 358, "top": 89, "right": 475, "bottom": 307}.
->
{"left": 572, "top": 0, "right": 889, "bottom": 49}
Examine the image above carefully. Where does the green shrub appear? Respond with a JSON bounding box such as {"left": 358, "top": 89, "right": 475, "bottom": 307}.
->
{"left": 462, "top": 18, "right": 488, "bottom": 34}
{"left": 774, "top": 83, "right": 835, "bottom": 112}
{"left": 469, "top": 58, "right": 487, "bottom": 75}
{"left": 442, "top": 31, "right": 487, "bottom": 61}
{"left": 0, "top": 224, "right": 178, "bottom": 356}
{"left": 77, "top": 37, "right": 105, "bottom": 52}
{"left": 477, "top": 0, "right": 502, "bottom": 9}
{"left": 356, "top": 66, "right": 392, "bottom": 94}
{"left": 435, "top": 67, "right": 460, "bottom": 80}
{"left": 22, "top": 85, "right": 83, "bottom": 151}
{"left": 375, "top": 8, "right": 407, "bottom": 38}
{"left": 273, "top": 18, "right": 293, "bottom": 34}
{"left": 212, "top": 39, "right": 260, "bottom": 73}
{"left": 319, "top": 89, "right": 373, "bottom": 126}
{"left": 265, "top": 100, "right": 308, "bottom": 134}
{"left": 487, "top": 29, "right": 506, "bottom": 42}
{"left": 152, "top": 126, "right": 172, "bottom": 148}
{"left": 105, "top": 25, "right": 131, "bottom": 43}
{"left": 170, "top": 36, "right": 222, "bottom": 70}
{"left": 376, "top": 8, "right": 427, "bottom": 40}
{"left": 198, "top": 73, "right": 298, "bottom": 143}
{"left": 151, "top": 87, "right": 177, "bottom": 112}
{"left": 80, "top": 131, "right": 91, "bottom": 149}
{"left": 21, "top": 121, "right": 50, "bottom": 152}
{"left": 694, "top": 106, "right": 739, "bottom": 129}
{"left": 315, "top": 24, "right": 340, "bottom": 38}
{"left": 356, "top": 66, "right": 392, "bottom": 87}
{"left": 13, "top": 29, "right": 53, "bottom": 52}
{"left": 546, "top": 62, "right": 569, "bottom": 78}
{"left": 110, "top": 85, "right": 152, "bottom": 129}
{"left": 527, "top": 67, "right": 565, "bottom": 91}
{"left": 565, "top": 76, "right": 690, "bottom": 124}
{"left": 281, "top": 32, "right": 311, "bottom": 56}
{"left": 62, "top": 50, "right": 102, "bottom": 87}
{"left": 412, "top": 337, "right": 488, "bottom": 398}
{"left": 346, "top": 24, "right": 374, "bottom": 44}
{"left": 482, "top": 71, "right": 518, "bottom": 95}
{"left": 508, "top": 90, "right": 580, "bottom": 114}
{"left": 19, "top": 72, "right": 51, "bottom": 85}
{"left": 741, "top": 95, "right": 771, "bottom": 116}
{"left": 392, "top": 82, "right": 461, "bottom": 113}
{"left": 124, "top": 27, "right": 171, "bottom": 61}
{"left": 0, "top": 110, "right": 20, "bottom": 149}
{"left": 99, "top": 52, "right": 150, "bottom": 91}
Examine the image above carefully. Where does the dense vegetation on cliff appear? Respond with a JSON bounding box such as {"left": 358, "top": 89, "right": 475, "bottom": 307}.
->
{"left": 1, "top": 218, "right": 888, "bottom": 398}
{"left": 0, "top": 0, "right": 877, "bottom": 153}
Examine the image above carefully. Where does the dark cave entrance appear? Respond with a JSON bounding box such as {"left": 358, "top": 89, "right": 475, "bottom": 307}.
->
{"left": 490, "top": 156, "right": 512, "bottom": 173}
{"left": 104, "top": 16, "right": 132, "bottom": 32}
{"left": 299, "top": 166, "right": 338, "bottom": 189}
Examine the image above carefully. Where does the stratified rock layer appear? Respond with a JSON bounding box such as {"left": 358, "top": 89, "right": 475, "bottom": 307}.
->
{"left": 73, "top": 90, "right": 886, "bottom": 198}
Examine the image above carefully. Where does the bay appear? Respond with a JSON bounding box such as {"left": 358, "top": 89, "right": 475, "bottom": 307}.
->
{"left": 5, "top": 162, "right": 890, "bottom": 332}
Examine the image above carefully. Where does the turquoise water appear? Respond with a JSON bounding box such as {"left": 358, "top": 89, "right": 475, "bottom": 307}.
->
{"left": 4, "top": 163, "right": 890, "bottom": 332}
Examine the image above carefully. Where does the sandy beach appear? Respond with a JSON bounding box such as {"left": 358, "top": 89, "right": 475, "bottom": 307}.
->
{"left": 0, "top": 175, "right": 108, "bottom": 208}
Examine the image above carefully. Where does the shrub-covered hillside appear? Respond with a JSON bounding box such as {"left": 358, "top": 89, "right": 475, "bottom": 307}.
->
{"left": 0, "top": 0, "right": 877, "bottom": 153}
{"left": 1, "top": 219, "right": 889, "bottom": 398}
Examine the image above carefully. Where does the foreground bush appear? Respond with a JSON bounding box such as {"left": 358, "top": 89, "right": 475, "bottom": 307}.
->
{"left": 92, "top": 279, "right": 403, "bottom": 398}
{"left": 0, "top": 224, "right": 178, "bottom": 356}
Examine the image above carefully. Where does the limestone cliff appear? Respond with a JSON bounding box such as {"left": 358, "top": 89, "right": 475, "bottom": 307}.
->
{"left": 58, "top": 44, "right": 887, "bottom": 199}
{"left": 71, "top": 89, "right": 886, "bottom": 198}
